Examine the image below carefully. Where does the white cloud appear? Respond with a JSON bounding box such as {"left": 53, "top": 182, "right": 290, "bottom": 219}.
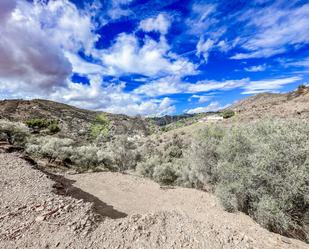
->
{"left": 134, "top": 75, "right": 302, "bottom": 97}
{"left": 186, "top": 3, "right": 218, "bottom": 36}
{"left": 134, "top": 77, "right": 248, "bottom": 97}
{"left": 196, "top": 38, "right": 214, "bottom": 62}
{"left": 189, "top": 95, "right": 213, "bottom": 103}
{"left": 96, "top": 34, "right": 196, "bottom": 77}
{"left": 0, "top": 0, "right": 16, "bottom": 22}
{"left": 0, "top": 0, "right": 72, "bottom": 91}
{"left": 107, "top": 0, "right": 134, "bottom": 20}
{"left": 242, "top": 76, "right": 301, "bottom": 94}
{"left": 244, "top": 64, "right": 267, "bottom": 72}
{"left": 280, "top": 57, "right": 309, "bottom": 69}
{"left": 186, "top": 101, "right": 228, "bottom": 114}
{"left": 65, "top": 52, "right": 105, "bottom": 75}
{"left": 139, "top": 13, "right": 171, "bottom": 35}
{"left": 232, "top": 3, "right": 309, "bottom": 59}
{"left": 51, "top": 76, "right": 175, "bottom": 116}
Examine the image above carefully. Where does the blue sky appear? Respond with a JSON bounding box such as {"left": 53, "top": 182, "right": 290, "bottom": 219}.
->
{"left": 0, "top": 0, "right": 308, "bottom": 115}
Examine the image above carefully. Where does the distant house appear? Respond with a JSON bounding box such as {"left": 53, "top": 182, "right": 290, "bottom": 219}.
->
{"left": 199, "top": 115, "right": 223, "bottom": 123}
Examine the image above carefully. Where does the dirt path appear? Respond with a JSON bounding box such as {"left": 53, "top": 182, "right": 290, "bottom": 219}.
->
{"left": 1, "top": 153, "right": 308, "bottom": 249}
{"left": 68, "top": 171, "right": 308, "bottom": 249}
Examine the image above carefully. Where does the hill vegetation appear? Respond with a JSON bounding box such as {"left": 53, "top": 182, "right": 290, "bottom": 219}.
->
{"left": 0, "top": 86, "right": 309, "bottom": 242}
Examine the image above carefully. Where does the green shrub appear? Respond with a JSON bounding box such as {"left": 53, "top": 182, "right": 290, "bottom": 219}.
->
{"left": 47, "top": 123, "right": 61, "bottom": 134}
{"left": 90, "top": 114, "right": 110, "bottom": 138}
{"left": 221, "top": 109, "right": 235, "bottom": 119}
{"left": 0, "top": 120, "right": 29, "bottom": 146}
{"left": 298, "top": 84, "right": 307, "bottom": 90}
{"left": 25, "top": 118, "right": 60, "bottom": 134}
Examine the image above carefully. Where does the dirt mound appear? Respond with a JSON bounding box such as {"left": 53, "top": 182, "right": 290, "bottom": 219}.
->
{"left": 0, "top": 153, "right": 308, "bottom": 248}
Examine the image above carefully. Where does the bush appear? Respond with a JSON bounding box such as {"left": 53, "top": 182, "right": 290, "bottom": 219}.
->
{"left": 26, "top": 136, "right": 74, "bottom": 163}
{"left": 177, "top": 125, "right": 224, "bottom": 188}
{"left": 47, "top": 123, "right": 61, "bottom": 134}
{"left": 108, "top": 135, "right": 140, "bottom": 171}
{"left": 90, "top": 114, "right": 110, "bottom": 138}
{"left": 0, "top": 120, "right": 29, "bottom": 146}
{"left": 153, "top": 162, "right": 178, "bottom": 185}
{"left": 188, "top": 120, "right": 309, "bottom": 240}
{"left": 136, "top": 155, "right": 162, "bottom": 178}
{"left": 221, "top": 109, "right": 235, "bottom": 119}
{"left": 25, "top": 118, "right": 60, "bottom": 134}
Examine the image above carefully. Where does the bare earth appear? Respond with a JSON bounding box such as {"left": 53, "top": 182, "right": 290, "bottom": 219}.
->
{"left": 0, "top": 153, "right": 308, "bottom": 249}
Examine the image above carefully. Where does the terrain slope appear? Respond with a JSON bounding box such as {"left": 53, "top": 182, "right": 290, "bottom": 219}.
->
{"left": 230, "top": 87, "right": 309, "bottom": 121}
{"left": 0, "top": 99, "right": 152, "bottom": 139}
{"left": 1, "top": 153, "right": 308, "bottom": 249}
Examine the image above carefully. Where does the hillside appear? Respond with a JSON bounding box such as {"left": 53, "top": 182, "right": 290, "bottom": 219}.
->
{"left": 229, "top": 86, "right": 309, "bottom": 121}
{"left": 0, "top": 99, "right": 153, "bottom": 140}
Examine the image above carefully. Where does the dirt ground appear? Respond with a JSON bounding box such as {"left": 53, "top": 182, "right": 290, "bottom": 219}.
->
{"left": 0, "top": 152, "right": 308, "bottom": 249}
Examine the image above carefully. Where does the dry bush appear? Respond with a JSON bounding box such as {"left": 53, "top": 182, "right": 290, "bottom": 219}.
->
{"left": 0, "top": 120, "right": 29, "bottom": 146}
{"left": 181, "top": 119, "right": 309, "bottom": 241}
{"left": 26, "top": 136, "right": 74, "bottom": 163}
{"left": 215, "top": 119, "right": 309, "bottom": 240}
{"left": 177, "top": 125, "right": 224, "bottom": 188}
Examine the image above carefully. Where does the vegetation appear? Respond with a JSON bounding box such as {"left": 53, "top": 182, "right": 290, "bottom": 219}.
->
{"left": 0, "top": 120, "right": 29, "bottom": 146}
{"left": 2, "top": 114, "right": 308, "bottom": 241}
{"left": 221, "top": 109, "right": 235, "bottom": 119}
{"left": 25, "top": 118, "right": 60, "bottom": 134}
{"left": 180, "top": 120, "right": 309, "bottom": 241}
{"left": 135, "top": 120, "right": 309, "bottom": 241}
{"left": 298, "top": 84, "right": 307, "bottom": 90}
{"left": 90, "top": 114, "right": 110, "bottom": 138}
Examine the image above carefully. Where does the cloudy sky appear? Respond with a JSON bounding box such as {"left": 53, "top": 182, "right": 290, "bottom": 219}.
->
{"left": 0, "top": 0, "right": 308, "bottom": 116}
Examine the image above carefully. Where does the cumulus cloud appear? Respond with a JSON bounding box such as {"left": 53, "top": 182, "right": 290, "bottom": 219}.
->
{"left": 96, "top": 34, "right": 196, "bottom": 77}
{"left": 0, "top": 0, "right": 72, "bottom": 91}
{"left": 0, "top": 0, "right": 191, "bottom": 116}
{"left": 139, "top": 14, "right": 171, "bottom": 35}
{"left": 0, "top": 0, "right": 16, "bottom": 22}
{"left": 51, "top": 76, "right": 175, "bottom": 116}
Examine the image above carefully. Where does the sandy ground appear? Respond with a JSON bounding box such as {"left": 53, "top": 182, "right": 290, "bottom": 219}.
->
{"left": 0, "top": 153, "right": 308, "bottom": 249}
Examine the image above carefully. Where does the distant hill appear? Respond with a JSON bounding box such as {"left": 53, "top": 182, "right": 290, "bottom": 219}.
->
{"left": 1, "top": 86, "right": 308, "bottom": 139}
{"left": 0, "top": 99, "right": 153, "bottom": 140}
{"left": 229, "top": 86, "right": 309, "bottom": 121}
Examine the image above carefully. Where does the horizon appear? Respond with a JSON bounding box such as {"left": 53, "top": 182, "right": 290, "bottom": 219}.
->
{"left": 0, "top": 0, "right": 308, "bottom": 116}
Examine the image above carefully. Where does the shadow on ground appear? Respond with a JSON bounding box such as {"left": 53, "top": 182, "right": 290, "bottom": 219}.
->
{"left": 22, "top": 155, "right": 127, "bottom": 219}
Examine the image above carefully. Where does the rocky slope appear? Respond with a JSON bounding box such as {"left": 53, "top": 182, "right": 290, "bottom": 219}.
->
{"left": 0, "top": 99, "right": 153, "bottom": 140}
{"left": 230, "top": 86, "right": 309, "bottom": 121}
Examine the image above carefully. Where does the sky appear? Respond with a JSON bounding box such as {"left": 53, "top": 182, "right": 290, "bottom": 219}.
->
{"left": 0, "top": 0, "right": 308, "bottom": 116}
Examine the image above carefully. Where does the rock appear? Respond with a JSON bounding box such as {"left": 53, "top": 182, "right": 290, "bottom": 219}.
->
{"left": 281, "top": 236, "right": 292, "bottom": 244}
{"left": 35, "top": 215, "right": 46, "bottom": 222}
